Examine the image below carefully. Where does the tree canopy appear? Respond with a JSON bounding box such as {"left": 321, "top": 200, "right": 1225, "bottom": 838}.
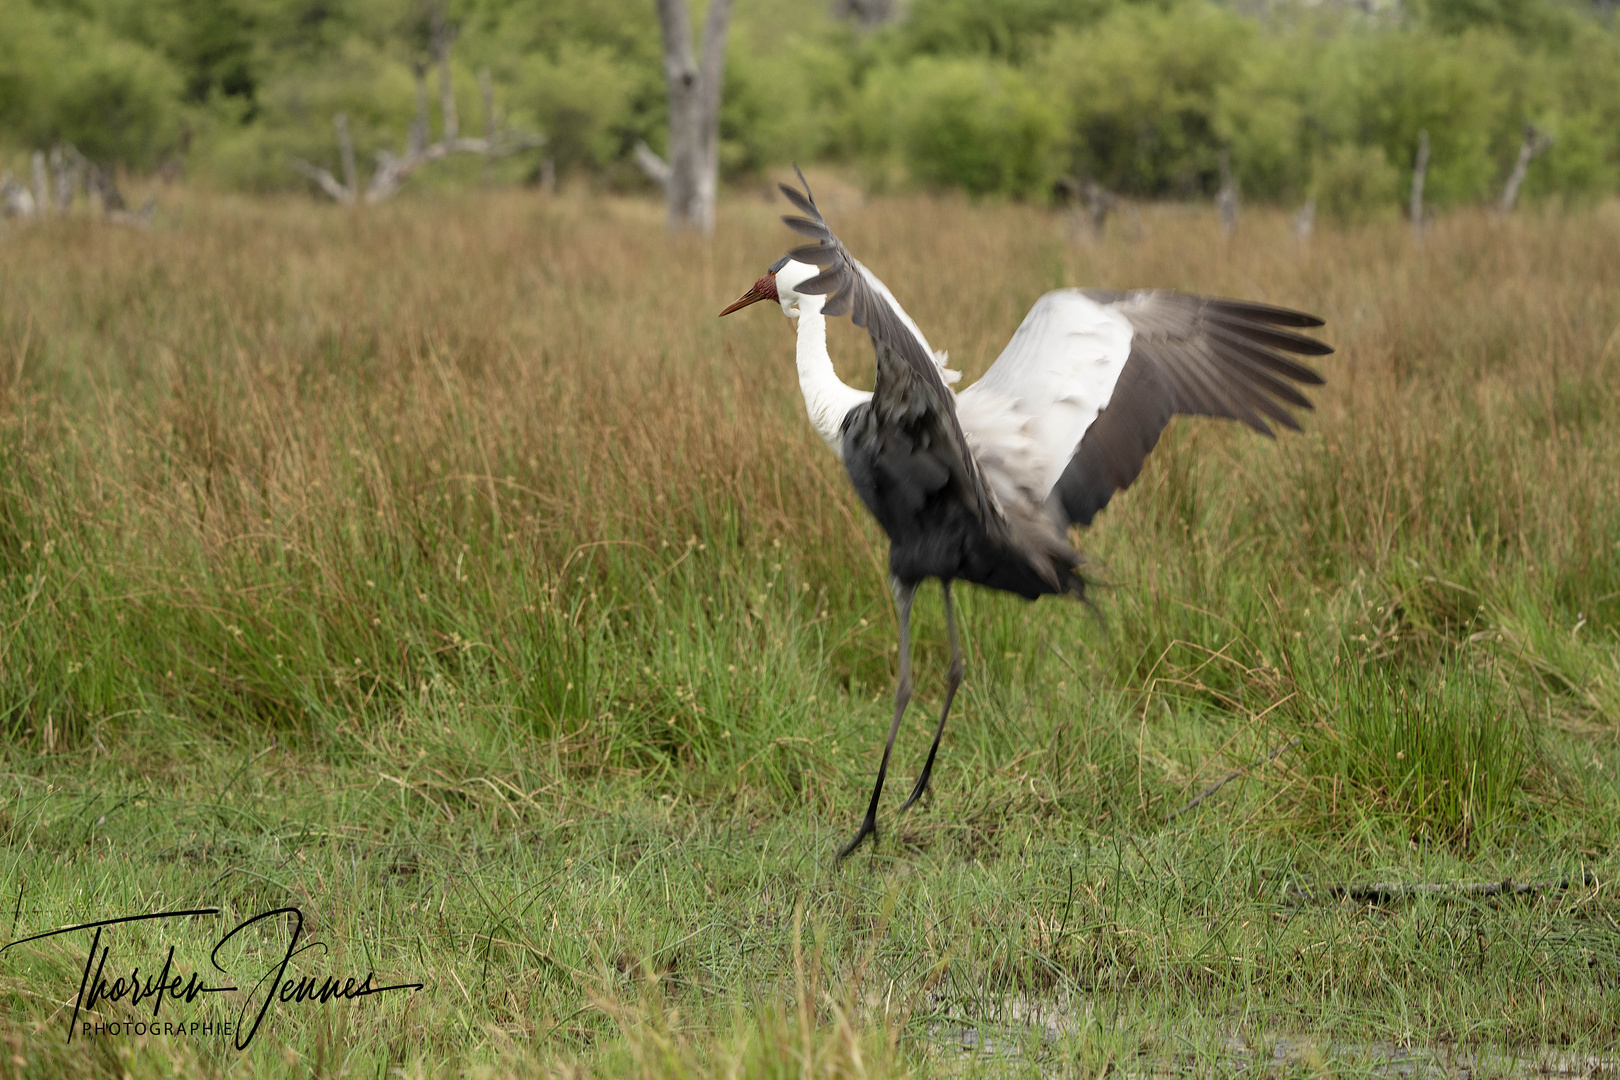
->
{"left": 1, "top": 0, "right": 1616, "bottom": 210}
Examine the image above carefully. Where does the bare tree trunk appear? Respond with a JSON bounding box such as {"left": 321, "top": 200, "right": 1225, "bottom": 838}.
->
{"left": 30, "top": 152, "right": 48, "bottom": 217}
{"left": 1409, "top": 129, "right": 1429, "bottom": 241}
{"left": 479, "top": 67, "right": 495, "bottom": 139}
{"left": 291, "top": 114, "right": 358, "bottom": 203}
{"left": 4, "top": 147, "right": 149, "bottom": 224}
{"left": 49, "top": 145, "right": 80, "bottom": 211}
{"left": 433, "top": 11, "right": 458, "bottom": 142}
{"left": 1216, "top": 146, "right": 1237, "bottom": 238}
{"left": 1500, "top": 124, "right": 1551, "bottom": 213}
{"left": 1292, "top": 197, "right": 1314, "bottom": 241}
{"left": 648, "top": 0, "right": 733, "bottom": 233}
{"left": 410, "top": 63, "right": 431, "bottom": 156}
{"left": 1, "top": 174, "right": 37, "bottom": 218}
{"left": 336, "top": 113, "right": 358, "bottom": 198}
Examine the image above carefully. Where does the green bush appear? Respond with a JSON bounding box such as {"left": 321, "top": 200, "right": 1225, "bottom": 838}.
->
{"left": 1315, "top": 29, "right": 1516, "bottom": 207}
{"left": 1041, "top": 2, "right": 1254, "bottom": 197}
{"left": 0, "top": 0, "right": 184, "bottom": 167}
{"left": 516, "top": 43, "right": 644, "bottom": 176}
{"left": 1, "top": 0, "right": 1616, "bottom": 204}
{"left": 1415, "top": 0, "right": 1580, "bottom": 43}
{"left": 1519, "top": 112, "right": 1618, "bottom": 204}
{"left": 893, "top": 0, "right": 1116, "bottom": 62}
{"left": 1313, "top": 143, "right": 1402, "bottom": 225}
{"left": 1213, "top": 32, "right": 1320, "bottom": 203}
{"left": 873, "top": 56, "right": 1062, "bottom": 197}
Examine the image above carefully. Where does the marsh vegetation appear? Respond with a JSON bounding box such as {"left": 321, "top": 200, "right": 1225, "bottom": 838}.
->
{"left": 0, "top": 185, "right": 1617, "bottom": 1076}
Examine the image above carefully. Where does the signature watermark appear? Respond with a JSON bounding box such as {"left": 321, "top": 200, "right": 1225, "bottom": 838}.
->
{"left": 2, "top": 906, "right": 422, "bottom": 1050}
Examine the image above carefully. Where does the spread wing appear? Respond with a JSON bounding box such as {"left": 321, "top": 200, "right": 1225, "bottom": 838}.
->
{"left": 1056, "top": 289, "right": 1329, "bottom": 527}
{"left": 962, "top": 288, "right": 1331, "bottom": 530}
{"left": 955, "top": 290, "right": 1136, "bottom": 511}
{"left": 777, "top": 168, "right": 1002, "bottom": 534}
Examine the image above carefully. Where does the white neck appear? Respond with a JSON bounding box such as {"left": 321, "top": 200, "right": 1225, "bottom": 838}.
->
{"left": 793, "top": 295, "right": 871, "bottom": 460}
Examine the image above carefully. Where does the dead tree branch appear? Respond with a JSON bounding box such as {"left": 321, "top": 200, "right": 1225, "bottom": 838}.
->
{"left": 1500, "top": 124, "right": 1552, "bottom": 213}
{"left": 1216, "top": 146, "right": 1238, "bottom": 238}
{"left": 432, "top": 11, "right": 458, "bottom": 142}
{"left": 30, "top": 152, "right": 47, "bottom": 217}
{"left": 292, "top": 31, "right": 544, "bottom": 205}
{"left": 366, "top": 130, "right": 545, "bottom": 203}
{"left": 1286, "top": 872, "right": 1597, "bottom": 906}
{"left": 1410, "top": 129, "right": 1429, "bottom": 239}
{"left": 633, "top": 140, "right": 672, "bottom": 193}
{"left": 410, "top": 61, "right": 431, "bottom": 155}
{"left": 1057, "top": 176, "right": 1118, "bottom": 242}
{"left": 1168, "top": 737, "right": 1301, "bottom": 821}
{"left": 1082, "top": 180, "right": 1117, "bottom": 235}
{"left": 3, "top": 143, "right": 151, "bottom": 225}
{"left": 290, "top": 114, "right": 358, "bottom": 204}
{"left": 337, "top": 113, "right": 358, "bottom": 197}
{"left": 479, "top": 67, "right": 495, "bottom": 138}
{"left": 0, "top": 175, "right": 36, "bottom": 218}
{"left": 1292, "top": 197, "right": 1315, "bottom": 241}
{"left": 49, "top": 145, "right": 80, "bottom": 212}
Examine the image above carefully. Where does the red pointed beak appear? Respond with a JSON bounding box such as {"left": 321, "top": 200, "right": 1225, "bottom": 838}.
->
{"left": 719, "top": 274, "right": 779, "bottom": 316}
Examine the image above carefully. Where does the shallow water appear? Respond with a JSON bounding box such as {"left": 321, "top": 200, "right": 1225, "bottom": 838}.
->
{"left": 924, "top": 997, "right": 1613, "bottom": 1077}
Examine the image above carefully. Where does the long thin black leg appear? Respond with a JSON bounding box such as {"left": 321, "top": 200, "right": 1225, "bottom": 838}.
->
{"left": 839, "top": 578, "right": 915, "bottom": 860}
{"left": 901, "top": 579, "right": 962, "bottom": 813}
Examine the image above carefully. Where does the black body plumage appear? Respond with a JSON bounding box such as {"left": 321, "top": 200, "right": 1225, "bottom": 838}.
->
{"left": 840, "top": 397, "right": 1081, "bottom": 600}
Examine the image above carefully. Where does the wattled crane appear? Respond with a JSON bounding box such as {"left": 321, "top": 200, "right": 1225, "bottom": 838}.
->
{"left": 721, "top": 171, "right": 1332, "bottom": 858}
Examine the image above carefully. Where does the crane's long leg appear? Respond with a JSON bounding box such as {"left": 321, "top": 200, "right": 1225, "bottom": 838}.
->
{"left": 900, "top": 579, "right": 962, "bottom": 813}
{"left": 839, "top": 578, "right": 915, "bottom": 860}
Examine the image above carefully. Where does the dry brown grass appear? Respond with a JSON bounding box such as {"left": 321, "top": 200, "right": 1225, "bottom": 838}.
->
{"left": 0, "top": 181, "right": 1617, "bottom": 788}
{"left": 7, "top": 187, "right": 1617, "bottom": 563}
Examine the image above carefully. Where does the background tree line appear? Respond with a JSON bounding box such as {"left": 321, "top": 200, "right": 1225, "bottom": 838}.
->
{"left": 2, "top": 0, "right": 1617, "bottom": 217}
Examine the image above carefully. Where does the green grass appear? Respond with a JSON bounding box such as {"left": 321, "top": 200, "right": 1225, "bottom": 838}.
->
{"left": 0, "top": 185, "right": 1618, "bottom": 1076}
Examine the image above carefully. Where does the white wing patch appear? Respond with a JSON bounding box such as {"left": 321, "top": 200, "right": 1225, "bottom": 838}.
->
{"left": 955, "top": 290, "right": 1135, "bottom": 504}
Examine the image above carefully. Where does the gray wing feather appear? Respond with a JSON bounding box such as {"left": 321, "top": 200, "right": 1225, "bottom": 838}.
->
{"left": 1050, "top": 289, "right": 1331, "bottom": 528}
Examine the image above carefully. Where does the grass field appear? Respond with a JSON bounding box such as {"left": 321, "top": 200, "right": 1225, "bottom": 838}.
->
{"left": 1, "top": 180, "right": 1618, "bottom": 1078}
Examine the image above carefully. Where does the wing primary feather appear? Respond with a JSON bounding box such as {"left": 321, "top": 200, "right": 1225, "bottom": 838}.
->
{"left": 1209, "top": 361, "right": 1306, "bottom": 431}
{"left": 796, "top": 266, "right": 843, "bottom": 295}
{"left": 782, "top": 216, "right": 828, "bottom": 239}
{"left": 1204, "top": 312, "right": 1335, "bottom": 357}
{"left": 1201, "top": 325, "right": 1326, "bottom": 388}
{"left": 778, "top": 184, "right": 817, "bottom": 216}
{"left": 824, "top": 288, "right": 853, "bottom": 318}
{"left": 1213, "top": 347, "right": 1319, "bottom": 408}
{"left": 1206, "top": 298, "right": 1326, "bottom": 329}
{"left": 790, "top": 241, "right": 840, "bottom": 261}
{"left": 1160, "top": 340, "right": 1273, "bottom": 433}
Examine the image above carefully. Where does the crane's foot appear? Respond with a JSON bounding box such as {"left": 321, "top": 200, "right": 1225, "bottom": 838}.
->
{"left": 899, "top": 748, "right": 942, "bottom": 813}
{"left": 838, "top": 814, "right": 878, "bottom": 860}
{"left": 898, "top": 770, "right": 932, "bottom": 814}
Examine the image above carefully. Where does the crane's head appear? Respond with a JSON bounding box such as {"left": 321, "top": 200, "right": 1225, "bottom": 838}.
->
{"left": 719, "top": 257, "right": 823, "bottom": 319}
